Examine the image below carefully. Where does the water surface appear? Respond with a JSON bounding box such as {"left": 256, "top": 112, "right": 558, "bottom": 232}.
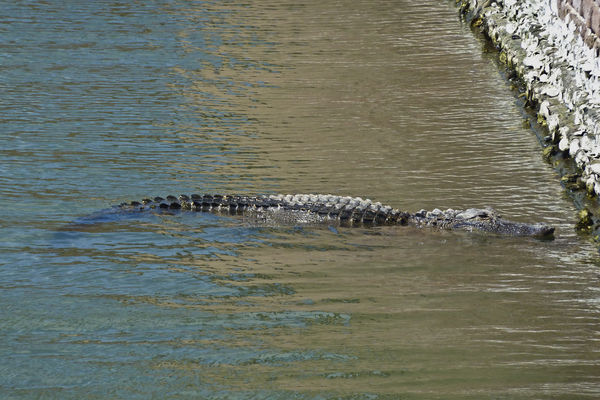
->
{"left": 1, "top": 1, "right": 599, "bottom": 399}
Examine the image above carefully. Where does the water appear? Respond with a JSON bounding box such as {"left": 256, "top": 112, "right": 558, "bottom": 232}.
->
{"left": 1, "top": 1, "right": 599, "bottom": 398}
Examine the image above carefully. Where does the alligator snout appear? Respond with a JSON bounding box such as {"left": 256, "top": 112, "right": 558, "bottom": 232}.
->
{"left": 496, "top": 221, "right": 555, "bottom": 238}
{"left": 528, "top": 224, "right": 555, "bottom": 238}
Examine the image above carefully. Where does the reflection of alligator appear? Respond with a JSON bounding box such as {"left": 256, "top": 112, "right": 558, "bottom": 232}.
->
{"left": 96, "top": 193, "right": 555, "bottom": 238}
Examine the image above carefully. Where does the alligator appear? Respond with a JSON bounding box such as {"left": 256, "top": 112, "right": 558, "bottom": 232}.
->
{"left": 83, "top": 193, "right": 555, "bottom": 238}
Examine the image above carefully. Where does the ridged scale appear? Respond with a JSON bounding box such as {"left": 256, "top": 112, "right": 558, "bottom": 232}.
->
{"left": 118, "top": 193, "right": 410, "bottom": 226}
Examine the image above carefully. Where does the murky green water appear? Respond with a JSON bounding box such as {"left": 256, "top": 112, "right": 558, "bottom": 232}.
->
{"left": 2, "top": 1, "right": 599, "bottom": 398}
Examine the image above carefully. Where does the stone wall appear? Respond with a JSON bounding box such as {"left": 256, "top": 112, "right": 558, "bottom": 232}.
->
{"left": 457, "top": 0, "right": 600, "bottom": 238}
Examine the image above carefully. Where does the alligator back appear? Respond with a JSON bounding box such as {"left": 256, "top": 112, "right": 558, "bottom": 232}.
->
{"left": 115, "top": 193, "right": 411, "bottom": 227}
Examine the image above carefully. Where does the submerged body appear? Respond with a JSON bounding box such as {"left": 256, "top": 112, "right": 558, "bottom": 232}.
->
{"left": 86, "top": 193, "right": 555, "bottom": 238}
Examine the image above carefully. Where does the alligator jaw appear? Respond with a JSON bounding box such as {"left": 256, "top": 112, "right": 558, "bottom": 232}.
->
{"left": 411, "top": 207, "right": 555, "bottom": 239}
{"left": 494, "top": 220, "right": 555, "bottom": 239}
{"left": 445, "top": 216, "right": 555, "bottom": 239}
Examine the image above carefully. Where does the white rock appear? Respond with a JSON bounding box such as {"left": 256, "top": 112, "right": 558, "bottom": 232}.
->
{"left": 590, "top": 143, "right": 600, "bottom": 157}
{"left": 575, "top": 150, "right": 589, "bottom": 165}
{"left": 539, "top": 100, "right": 550, "bottom": 119}
{"left": 541, "top": 84, "right": 561, "bottom": 97}
{"left": 558, "top": 126, "right": 570, "bottom": 137}
{"left": 582, "top": 59, "right": 595, "bottom": 73}
{"left": 590, "top": 161, "right": 600, "bottom": 175}
{"left": 553, "top": 126, "right": 568, "bottom": 143}
{"left": 581, "top": 135, "right": 593, "bottom": 150}
{"left": 505, "top": 22, "right": 517, "bottom": 35}
{"left": 547, "top": 114, "right": 560, "bottom": 133}
{"left": 558, "top": 137, "right": 570, "bottom": 152}
{"left": 569, "top": 139, "right": 580, "bottom": 157}
{"left": 523, "top": 54, "right": 545, "bottom": 70}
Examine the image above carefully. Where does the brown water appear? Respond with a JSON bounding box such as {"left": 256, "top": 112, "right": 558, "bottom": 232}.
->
{"left": 1, "top": 0, "right": 599, "bottom": 399}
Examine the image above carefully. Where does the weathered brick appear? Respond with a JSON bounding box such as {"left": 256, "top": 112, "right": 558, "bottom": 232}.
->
{"left": 584, "top": 31, "right": 596, "bottom": 47}
{"left": 592, "top": 3, "right": 600, "bottom": 34}
{"left": 568, "top": 7, "right": 589, "bottom": 35}
{"left": 583, "top": 0, "right": 595, "bottom": 24}
{"left": 558, "top": 1, "right": 568, "bottom": 18}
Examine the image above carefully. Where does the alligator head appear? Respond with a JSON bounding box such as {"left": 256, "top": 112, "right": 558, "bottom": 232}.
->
{"left": 442, "top": 208, "right": 555, "bottom": 238}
